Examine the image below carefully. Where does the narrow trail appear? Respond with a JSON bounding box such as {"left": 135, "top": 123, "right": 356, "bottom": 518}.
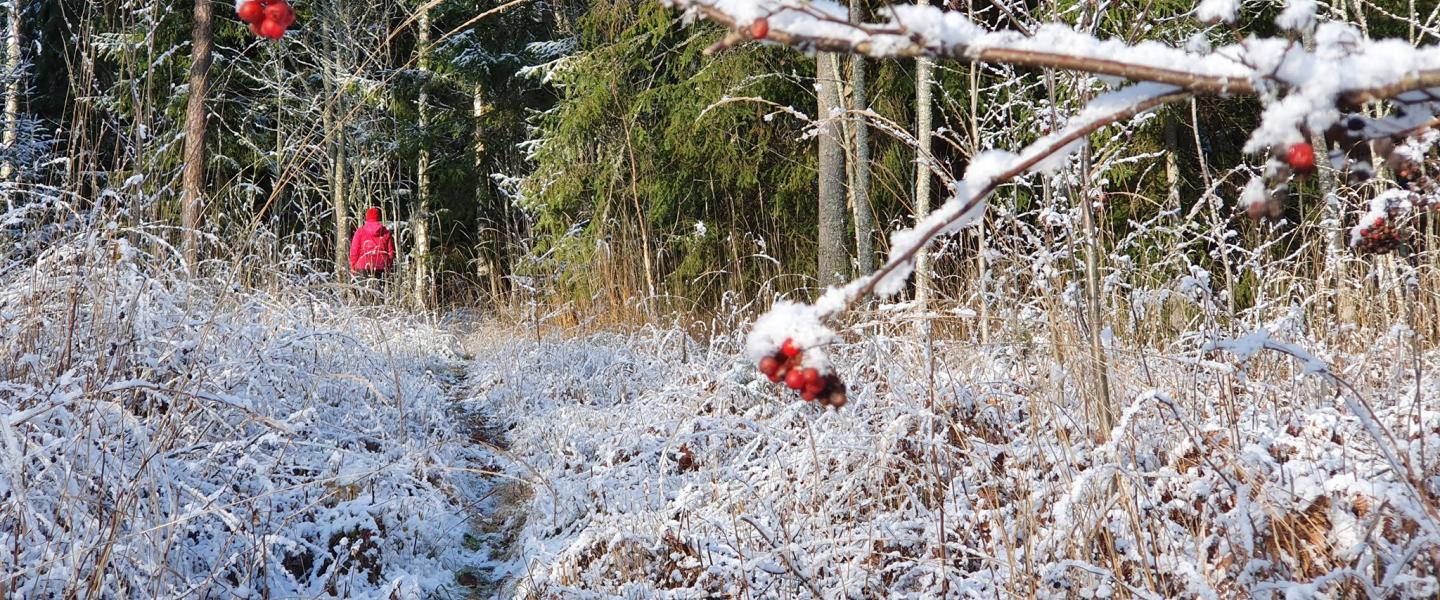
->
{"left": 443, "top": 317, "right": 533, "bottom": 599}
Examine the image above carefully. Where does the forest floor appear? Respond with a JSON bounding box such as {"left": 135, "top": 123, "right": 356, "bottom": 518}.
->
{"left": 455, "top": 314, "right": 1440, "bottom": 599}
{"left": 3, "top": 232, "right": 1438, "bottom": 598}
{"left": 2, "top": 238, "right": 521, "bottom": 598}
{"left": 449, "top": 319, "right": 535, "bottom": 598}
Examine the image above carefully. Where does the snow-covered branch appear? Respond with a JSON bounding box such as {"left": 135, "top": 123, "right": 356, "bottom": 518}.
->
{"left": 810, "top": 83, "right": 1188, "bottom": 317}
{"left": 673, "top": 0, "right": 1440, "bottom": 351}
{"left": 675, "top": 0, "right": 1440, "bottom": 110}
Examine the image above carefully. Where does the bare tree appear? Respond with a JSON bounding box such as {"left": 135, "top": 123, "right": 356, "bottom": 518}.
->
{"left": 817, "top": 51, "right": 848, "bottom": 286}
{"left": 413, "top": 3, "right": 434, "bottom": 307}
{"left": 1, "top": 0, "right": 21, "bottom": 191}
{"left": 913, "top": 36, "right": 933, "bottom": 306}
{"left": 473, "top": 83, "right": 509, "bottom": 302}
{"left": 323, "top": 4, "right": 350, "bottom": 280}
{"left": 181, "top": 0, "right": 214, "bottom": 266}
{"left": 848, "top": 0, "right": 873, "bottom": 275}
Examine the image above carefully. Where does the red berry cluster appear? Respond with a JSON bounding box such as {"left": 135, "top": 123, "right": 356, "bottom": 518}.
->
{"left": 237, "top": 0, "right": 296, "bottom": 40}
{"left": 1249, "top": 114, "right": 1440, "bottom": 257}
{"left": 1243, "top": 141, "right": 1316, "bottom": 222}
{"left": 757, "top": 338, "right": 848, "bottom": 408}
{"left": 1354, "top": 215, "right": 1407, "bottom": 254}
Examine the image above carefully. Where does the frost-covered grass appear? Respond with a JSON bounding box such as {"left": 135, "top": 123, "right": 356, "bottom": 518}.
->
{"left": 467, "top": 316, "right": 1440, "bottom": 598}
{"left": 0, "top": 225, "right": 492, "bottom": 598}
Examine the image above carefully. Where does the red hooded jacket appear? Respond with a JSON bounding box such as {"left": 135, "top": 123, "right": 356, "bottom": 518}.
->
{"left": 349, "top": 207, "right": 396, "bottom": 273}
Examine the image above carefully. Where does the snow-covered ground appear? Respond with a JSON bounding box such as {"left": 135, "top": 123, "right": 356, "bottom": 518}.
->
{"left": 5, "top": 224, "right": 1439, "bottom": 599}
{"left": 0, "top": 229, "right": 499, "bottom": 598}
{"left": 467, "top": 318, "right": 1440, "bottom": 598}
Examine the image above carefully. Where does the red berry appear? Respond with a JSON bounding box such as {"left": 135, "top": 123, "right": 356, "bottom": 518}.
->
{"left": 750, "top": 18, "right": 769, "bottom": 39}
{"left": 800, "top": 389, "right": 817, "bottom": 401}
{"left": 784, "top": 369, "right": 805, "bottom": 390}
{"left": 237, "top": 1, "right": 264, "bottom": 23}
{"left": 766, "top": 372, "right": 781, "bottom": 383}
{"left": 259, "top": 18, "right": 286, "bottom": 39}
{"left": 249, "top": 21, "right": 264, "bottom": 36}
{"left": 804, "top": 380, "right": 826, "bottom": 395}
{"left": 800, "top": 368, "right": 820, "bottom": 385}
{"left": 264, "top": 2, "right": 294, "bottom": 27}
{"left": 1286, "top": 142, "right": 1315, "bottom": 174}
{"left": 759, "top": 356, "right": 780, "bottom": 376}
{"left": 780, "top": 338, "right": 800, "bottom": 358}
{"left": 1244, "top": 200, "right": 1266, "bottom": 221}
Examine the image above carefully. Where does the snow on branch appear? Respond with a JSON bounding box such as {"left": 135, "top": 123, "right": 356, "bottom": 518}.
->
{"left": 798, "top": 83, "right": 1188, "bottom": 319}
{"left": 676, "top": 0, "right": 1440, "bottom": 353}
{"left": 744, "top": 84, "right": 1186, "bottom": 367}
{"left": 673, "top": 0, "right": 1440, "bottom": 110}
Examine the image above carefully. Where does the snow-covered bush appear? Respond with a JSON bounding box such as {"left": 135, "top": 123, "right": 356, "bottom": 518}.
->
{"left": 0, "top": 215, "right": 490, "bottom": 597}
{"left": 467, "top": 319, "right": 1439, "bottom": 598}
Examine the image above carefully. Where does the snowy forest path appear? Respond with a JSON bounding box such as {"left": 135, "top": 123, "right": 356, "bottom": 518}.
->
{"left": 443, "top": 315, "right": 532, "bottom": 598}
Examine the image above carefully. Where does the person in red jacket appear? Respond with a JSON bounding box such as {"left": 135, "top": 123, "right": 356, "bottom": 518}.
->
{"left": 349, "top": 207, "right": 396, "bottom": 277}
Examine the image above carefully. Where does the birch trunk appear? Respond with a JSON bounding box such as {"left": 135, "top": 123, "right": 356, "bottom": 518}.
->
{"left": 2, "top": 0, "right": 21, "bottom": 193}
{"left": 816, "top": 51, "right": 848, "bottom": 286}
{"left": 913, "top": 51, "right": 934, "bottom": 305}
{"left": 412, "top": 4, "right": 433, "bottom": 307}
{"left": 847, "top": 0, "right": 873, "bottom": 276}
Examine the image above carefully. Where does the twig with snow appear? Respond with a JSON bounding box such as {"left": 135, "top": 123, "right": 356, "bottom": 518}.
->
{"left": 810, "top": 83, "right": 1190, "bottom": 320}
{"left": 675, "top": 0, "right": 1440, "bottom": 106}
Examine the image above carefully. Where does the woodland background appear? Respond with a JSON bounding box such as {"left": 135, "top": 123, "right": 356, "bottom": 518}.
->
{"left": 7, "top": 0, "right": 1431, "bottom": 335}
{"left": 4, "top": 0, "right": 1440, "bottom": 597}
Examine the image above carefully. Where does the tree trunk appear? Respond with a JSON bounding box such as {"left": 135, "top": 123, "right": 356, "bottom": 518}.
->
{"left": 181, "top": 0, "right": 214, "bottom": 266}
{"left": 2, "top": 0, "right": 21, "bottom": 196}
{"left": 1186, "top": 100, "right": 1236, "bottom": 319}
{"left": 331, "top": 133, "right": 349, "bottom": 279}
{"left": 412, "top": 4, "right": 433, "bottom": 308}
{"left": 1299, "top": 28, "right": 1345, "bottom": 324}
{"left": 816, "top": 51, "right": 848, "bottom": 287}
{"left": 913, "top": 52, "right": 934, "bottom": 305}
{"left": 848, "top": 0, "right": 874, "bottom": 276}
{"left": 969, "top": 61, "right": 989, "bottom": 345}
{"left": 622, "top": 118, "right": 657, "bottom": 303}
{"left": 473, "top": 83, "right": 506, "bottom": 302}
{"left": 324, "top": 23, "right": 349, "bottom": 281}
